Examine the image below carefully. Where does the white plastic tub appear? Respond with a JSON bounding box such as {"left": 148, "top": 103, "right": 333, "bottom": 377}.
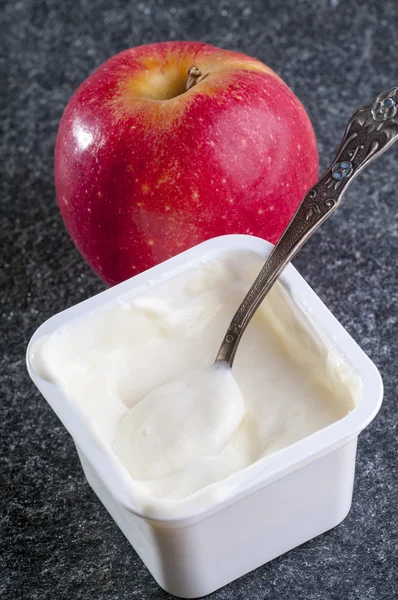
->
{"left": 27, "top": 235, "right": 383, "bottom": 598}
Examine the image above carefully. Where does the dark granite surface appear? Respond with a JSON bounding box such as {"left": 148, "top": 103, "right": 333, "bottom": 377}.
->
{"left": 1, "top": 1, "right": 398, "bottom": 598}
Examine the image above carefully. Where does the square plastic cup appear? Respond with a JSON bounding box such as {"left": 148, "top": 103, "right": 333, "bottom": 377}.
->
{"left": 27, "top": 235, "right": 383, "bottom": 598}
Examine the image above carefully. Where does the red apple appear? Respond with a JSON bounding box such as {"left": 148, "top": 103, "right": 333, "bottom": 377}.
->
{"left": 55, "top": 41, "right": 318, "bottom": 285}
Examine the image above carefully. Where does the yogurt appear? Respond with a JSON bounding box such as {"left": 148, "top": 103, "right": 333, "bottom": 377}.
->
{"left": 31, "top": 250, "right": 361, "bottom": 507}
{"left": 114, "top": 364, "right": 245, "bottom": 480}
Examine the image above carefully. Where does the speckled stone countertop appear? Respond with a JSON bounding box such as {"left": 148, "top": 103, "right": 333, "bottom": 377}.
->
{"left": 1, "top": 1, "right": 397, "bottom": 599}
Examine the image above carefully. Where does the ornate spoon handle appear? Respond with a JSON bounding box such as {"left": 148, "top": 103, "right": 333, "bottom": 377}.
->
{"left": 216, "top": 87, "right": 398, "bottom": 366}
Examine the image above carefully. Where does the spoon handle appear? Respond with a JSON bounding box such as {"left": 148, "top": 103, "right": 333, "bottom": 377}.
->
{"left": 216, "top": 87, "right": 398, "bottom": 366}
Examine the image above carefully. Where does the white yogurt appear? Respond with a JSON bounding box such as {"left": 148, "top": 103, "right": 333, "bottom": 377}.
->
{"left": 114, "top": 364, "right": 245, "bottom": 480}
{"left": 31, "top": 250, "right": 361, "bottom": 506}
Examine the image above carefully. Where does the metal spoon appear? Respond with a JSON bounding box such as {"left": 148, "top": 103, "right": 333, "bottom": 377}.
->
{"left": 216, "top": 87, "right": 398, "bottom": 367}
{"left": 114, "top": 88, "right": 398, "bottom": 471}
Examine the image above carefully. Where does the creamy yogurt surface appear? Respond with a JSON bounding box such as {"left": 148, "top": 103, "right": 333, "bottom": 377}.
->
{"left": 31, "top": 250, "right": 361, "bottom": 513}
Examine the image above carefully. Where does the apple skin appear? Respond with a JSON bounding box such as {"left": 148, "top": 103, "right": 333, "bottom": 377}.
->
{"left": 55, "top": 41, "right": 318, "bottom": 285}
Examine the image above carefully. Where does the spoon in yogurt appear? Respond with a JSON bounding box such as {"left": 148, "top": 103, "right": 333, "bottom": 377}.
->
{"left": 119, "top": 87, "right": 398, "bottom": 474}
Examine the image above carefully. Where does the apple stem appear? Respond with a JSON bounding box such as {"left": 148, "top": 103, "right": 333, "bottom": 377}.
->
{"left": 186, "top": 66, "right": 208, "bottom": 91}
